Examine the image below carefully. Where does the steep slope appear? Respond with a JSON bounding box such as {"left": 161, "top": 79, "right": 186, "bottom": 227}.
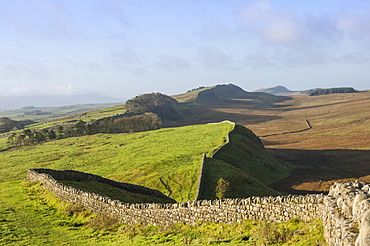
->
{"left": 198, "top": 125, "right": 291, "bottom": 199}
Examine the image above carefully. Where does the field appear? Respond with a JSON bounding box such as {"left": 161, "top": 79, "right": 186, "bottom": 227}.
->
{"left": 172, "top": 89, "right": 370, "bottom": 194}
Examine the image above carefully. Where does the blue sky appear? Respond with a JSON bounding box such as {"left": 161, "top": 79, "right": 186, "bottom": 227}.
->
{"left": 0, "top": 0, "right": 369, "bottom": 99}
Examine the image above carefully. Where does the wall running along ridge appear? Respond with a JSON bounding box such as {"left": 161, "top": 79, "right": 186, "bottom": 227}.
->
{"left": 27, "top": 169, "right": 370, "bottom": 246}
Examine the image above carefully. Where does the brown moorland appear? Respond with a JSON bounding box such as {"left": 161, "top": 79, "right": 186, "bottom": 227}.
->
{"left": 172, "top": 88, "right": 370, "bottom": 194}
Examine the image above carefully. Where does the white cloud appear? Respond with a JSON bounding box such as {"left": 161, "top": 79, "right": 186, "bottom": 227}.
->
{"left": 1, "top": 0, "right": 82, "bottom": 39}
{"left": 110, "top": 48, "right": 142, "bottom": 68}
{"left": 238, "top": 0, "right": 303, "bottom": 45}
{"left": 95, "top": 0, "right": 130, "bottom": 25}
{"left": 198, "top": 46, "right": 233, "bottom": 70}
{"left": 236, "top": 0, "right": 370, "bottom": 67}
{"left": 0, "top": 59, "right": 54, "bottom": 80}
{"left": 156, "top": 55, "right": 190, "bottom": 71}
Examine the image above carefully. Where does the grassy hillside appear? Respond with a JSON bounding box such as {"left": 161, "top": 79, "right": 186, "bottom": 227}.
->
{"left": 199, "top": 125, "right": 290, "bottom": 199}
{"left": 0, "top": 122, "right": 235, "bottom": 202}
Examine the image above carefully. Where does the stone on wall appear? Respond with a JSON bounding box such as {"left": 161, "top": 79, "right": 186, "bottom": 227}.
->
{"left": 27, "top": 169, "right": 370, "bottom": 246}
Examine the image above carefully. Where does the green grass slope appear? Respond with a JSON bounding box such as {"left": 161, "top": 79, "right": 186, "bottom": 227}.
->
{"left": 0, "top": 122, "right": 234, "bottom": 202}
{"left": 199, "top": 125, "right": 291, "bottom": 199}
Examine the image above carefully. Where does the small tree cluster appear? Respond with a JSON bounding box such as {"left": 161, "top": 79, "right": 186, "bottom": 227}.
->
{"left": 6, "top": 129, "right": 57, "bottom": 147}
{"left": 309, "top": 87, "right": 358, "bottom": 96}
{"left": 6, "top": 112, "right": 162, "bottom": 148}
{"left": 98, "top": 112, "right": 162, "bottom": 133}
{"left": 187, "top": 86, "right": 206, "bottom": 92}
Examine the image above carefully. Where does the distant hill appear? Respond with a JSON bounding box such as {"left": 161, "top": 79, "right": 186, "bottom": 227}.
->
{"left": 0, "top": 117, "right": 35, "bottom": 132}
{"left": 0, "top": 94, "right": 125, "bottom": 111}
{"left": 169, "top": 84, "right": 290, "bottom": 127}
{"left": 172, "top": 84, "right": 286, "bottom": 104}
{"left": 0, "top": 103, "right": 125, "bottom": 123}
{"left": 254, "top": 85, "right": 314, "bottom": 96}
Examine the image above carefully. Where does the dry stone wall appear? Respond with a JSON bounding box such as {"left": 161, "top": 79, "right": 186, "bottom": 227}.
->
{"left": 27, "top": 169, "right": 370, "bottom": 246}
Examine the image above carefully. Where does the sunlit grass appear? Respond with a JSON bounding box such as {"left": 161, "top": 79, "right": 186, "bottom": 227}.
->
{"left": 0, "top": 122, "right": 233, "bottom": 202}
{"left": 0, "top": 180, "right": 326, "bottom": 246}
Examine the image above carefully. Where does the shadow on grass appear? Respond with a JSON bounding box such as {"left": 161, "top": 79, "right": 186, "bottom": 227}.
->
{"left": 268, "top": 148, "right": 370, "bottom": 195}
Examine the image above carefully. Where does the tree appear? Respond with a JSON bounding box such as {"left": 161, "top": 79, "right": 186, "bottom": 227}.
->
{"left": 48, "top": 129, "right": 57, "bottom": 140}
{"left": 56, "top": 125, "right": 64, "bottom": 139}
{"left": 23, "top": 129, "right": 35, "bottom": 145}
{"left": 215, "top": 178, "right": 231, "bottom": 199}
{"left": 6, "top": 133, "right": 16, "bottom": 147}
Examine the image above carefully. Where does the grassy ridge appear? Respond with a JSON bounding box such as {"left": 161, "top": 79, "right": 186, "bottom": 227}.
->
{"left": 199, "top": 125, "right": 290, "bottom": 199}
{"left": 0, "top": 122, "right": 234, "bottom": 202}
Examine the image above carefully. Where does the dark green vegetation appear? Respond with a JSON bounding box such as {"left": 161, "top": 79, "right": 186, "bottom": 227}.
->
{"left": 309, "top": 87, "right": 358, "bottom": 96}
{"left": 6, "top": 112, "right": 162, "bottom": 148}
{"left": 0, "top": 181, "right": 326, "bottom": 246}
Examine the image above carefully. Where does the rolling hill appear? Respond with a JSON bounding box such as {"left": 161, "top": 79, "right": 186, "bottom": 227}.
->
{"left": 254, "top": 85, "right": 314, "bottom": 96}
